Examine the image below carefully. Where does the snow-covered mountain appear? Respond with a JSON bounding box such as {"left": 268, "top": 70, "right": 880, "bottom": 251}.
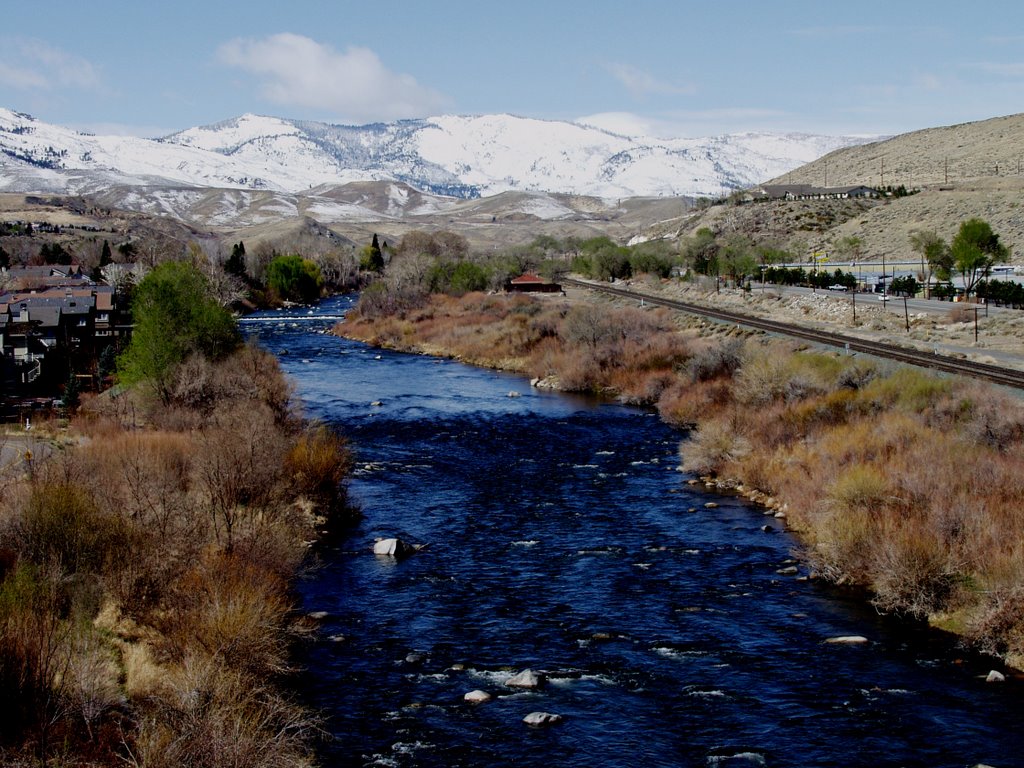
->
{"left": 0, "top": 107, "right": 871, "bottom": 201}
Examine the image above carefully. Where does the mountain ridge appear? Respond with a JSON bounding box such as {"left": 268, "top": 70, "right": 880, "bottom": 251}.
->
{"left": 0, "top": 107, "right": 869, "bottom": 202}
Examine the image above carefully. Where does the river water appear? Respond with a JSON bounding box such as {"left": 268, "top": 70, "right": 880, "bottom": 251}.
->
{"left": 241, "top": 296, "right": 1020, "bottom": 768}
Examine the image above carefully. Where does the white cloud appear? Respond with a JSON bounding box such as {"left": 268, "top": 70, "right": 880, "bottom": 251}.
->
{"left": 0, "top": 38, "right": 101, "bottom": 91}
{"left": 605, "top": 62, "right": 695, "bottom": 98}
{"left": 576, "top": 112, "right": 660, "bottom": 137}
{"left": 217, "top": 33, "right": 446, "bottom": 122}
{"left": 73, "top": 122, "right": 177, "bottom": 139}
{"left": 577, "top": 108, "right": 793, "bottom": 139}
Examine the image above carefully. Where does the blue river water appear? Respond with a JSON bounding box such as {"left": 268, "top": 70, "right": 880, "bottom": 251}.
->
{"left": 241, "top": 296, "right": 1021, "bottom": 768}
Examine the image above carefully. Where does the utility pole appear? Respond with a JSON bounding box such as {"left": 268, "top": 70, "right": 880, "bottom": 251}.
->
{"left": 903, "top": 297, "right": 909, "bottom": 332}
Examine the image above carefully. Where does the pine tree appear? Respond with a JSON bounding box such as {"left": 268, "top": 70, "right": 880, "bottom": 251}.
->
{"left": 361, "top": 234, "right": 384, "bottom": 272}
{"left": 225, "top": 241, "right": 247, "bottom": 277}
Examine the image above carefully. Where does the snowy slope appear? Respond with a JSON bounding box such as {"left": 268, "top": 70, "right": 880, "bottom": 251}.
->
{"left": 0, "top": 107, "right": 871, "bottom": 200}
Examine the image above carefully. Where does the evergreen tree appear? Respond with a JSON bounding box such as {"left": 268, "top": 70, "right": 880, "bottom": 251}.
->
{"left": 360, "top": 234, "right": 385, "bottom": 272}
{"left": 63, "top": 370, "right": 81, "bottom": 410}
{"left": 225, "top": 241, "right": 247, "bottom": 278}
{"left": 100, "top": 240, "right": 113, "bottom": 266}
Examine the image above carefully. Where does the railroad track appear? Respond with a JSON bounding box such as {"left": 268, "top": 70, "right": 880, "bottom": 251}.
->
{"left": 561, "top": 277, "right": 1024, "bottom": 390}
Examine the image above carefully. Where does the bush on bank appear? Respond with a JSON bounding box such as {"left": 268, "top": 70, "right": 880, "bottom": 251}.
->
{"left": 339, "top": 288, "right": 1024, "bottom": 667}
{"left": 0, "top": 274, "right": 352, "bottom": 765}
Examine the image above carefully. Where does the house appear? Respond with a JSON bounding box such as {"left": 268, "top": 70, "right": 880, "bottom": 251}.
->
{"left": 506, "top": 273, "right": 562, "bottom": 293}
{"left": 753, "top": 184, "right": 880, "bottom": 201}
{"left": 0, "top": 281, "right": 123, "bottom": 393}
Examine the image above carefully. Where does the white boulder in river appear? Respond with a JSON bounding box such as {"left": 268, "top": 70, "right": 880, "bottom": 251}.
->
{"left": 372, "top": 537, "right": 419, "bottom": 558}
{"left": 505, "top": 668, "right": 545, "bottom": 689}
{"left": 824, "top": 635, "right": 869, "bottom": 645}
{"left": 464, "top": 690, "right": 492, "bottom": 704}
{"left": 523, "top": 711, "right": 563, "bottom": 726}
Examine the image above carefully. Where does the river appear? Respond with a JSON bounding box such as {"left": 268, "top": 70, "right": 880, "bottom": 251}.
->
{"left": 240, "top": 296, "right": 1020, "bottom": 768}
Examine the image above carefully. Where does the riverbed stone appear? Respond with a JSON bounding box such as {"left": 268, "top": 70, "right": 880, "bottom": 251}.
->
{"left": 505, "top": 668, "right": 545, "bottom": 689}
{"left": 824, "top": 635, "right": 869, "bottom": 645}
{"left": 373, "top": 537, "right": 417, "bottom": 558}
{"left": 986, "top": 670, "right": 1006, "bottom": 683}
{"left": 464, "top": 689, "right": 492, "bottom": 703}
{"left": 776, "top": 566, "right": 798, "bottom": 575}
{"left": 523, "top": 711, "right": 563, "bottom": 726}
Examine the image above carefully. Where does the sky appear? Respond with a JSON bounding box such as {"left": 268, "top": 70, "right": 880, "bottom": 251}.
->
{"left": 2, "top": 0, "right": 1023, "bottom": 140}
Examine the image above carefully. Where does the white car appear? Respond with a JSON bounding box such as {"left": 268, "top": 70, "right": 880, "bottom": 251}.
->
{"left": 878, "top": 294, "right": 890, "bottom": 301}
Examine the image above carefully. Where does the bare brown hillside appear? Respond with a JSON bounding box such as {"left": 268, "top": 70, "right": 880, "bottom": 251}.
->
{"left": 641, "top": 114, "right": 1024, "bottom": 265}
{"left": 774, "top": 112, "right": 1024, "bottom": 190}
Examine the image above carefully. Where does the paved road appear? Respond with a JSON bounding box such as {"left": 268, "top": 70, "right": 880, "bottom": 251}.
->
{"left": 0, "top": 432, "right": 52, "bottom": 474}
{"left": 752, "top": 283, "right": 1008, "bottom": 319}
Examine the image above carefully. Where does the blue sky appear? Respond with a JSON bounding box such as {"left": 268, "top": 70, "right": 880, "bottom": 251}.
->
{"left": 2, "top": 0, "right": 1023, "bottom": 139}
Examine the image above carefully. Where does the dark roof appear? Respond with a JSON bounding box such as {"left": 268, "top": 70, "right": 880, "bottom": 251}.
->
{"left": 27, "top": 305, "right": 62, "bottom": 328}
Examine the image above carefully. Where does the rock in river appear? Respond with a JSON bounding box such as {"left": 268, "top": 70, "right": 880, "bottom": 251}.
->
{"left": 824, "top": 635, "right": 869, "bottom": 645}
{"left": 464, "top": 690, "right": 493, "bottom": 704}
{"left": 506, "top": 668, "right": 545, "bottom": 689}
{"left": 372, "top": 537, "right": 418, "bottom": 558}
{"left": 523, "top": 711, "right": 563, "bottom": 727}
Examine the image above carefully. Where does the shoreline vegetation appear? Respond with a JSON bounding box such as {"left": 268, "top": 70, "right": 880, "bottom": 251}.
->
{"left": 0, "top": 263, "right": 353, "bottom": 766}
{"left": 336, "top": 285, "right": 1024, "bottom": 670}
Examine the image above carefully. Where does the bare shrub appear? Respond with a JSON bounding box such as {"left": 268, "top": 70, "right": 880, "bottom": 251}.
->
{"left": 129, "top": 653, "right": 319, "bottom": 768}
{"left": 657, "top": 379, "right": 732, "bottom": 427}
{"left": 163, "top": 552, "right": 292, "bottom": 678}
{"left": 870, "top": 522, "right": 959, "bottom": 617}
{"left": 733, "top": 351, "right": 791, "bottom": 405}
{"left": 811, "top": 507, "right": 874, "bottom": 583}
{"left": 165, "top": 343, "right": 296, "bottom": 426}
{"left": 836, "top": 362, "right": 877, "bottom": 390}
{"left": 285, "top": 423, "right": 352, "bottom": 519}
{"left": 828, "top": 465, "right": 890, "bottom": 514}
{"left": 194, "top": 401, "right": 289, "bottom": 551}
{"left": 860, "top": 366, "right": 952, "bottom": 413}
{"left": 21, "top": 482, "right": 127, "bottom": 577}
{"left": 946, "top": 305, "right": 977, "bottom": 324}
{"left": 966, "top": 583, "right": 1024, "bottom": 660}
{"left": 67, "top": 631, "right": 123, "bottom": 741}
{"left": 953, "top": 386, "right": 1024, "bottom": 449}
{"left": 687, "top": 338, "right": 744, "bottom": 382}
{"left": 551, "top": 347, "right": 602, "bottom": 392}
{"left": 679, "top": 419, "right": 751, "bottom": 477}
{"left": 0, "top": 563, "right": 74, "bottom": 751}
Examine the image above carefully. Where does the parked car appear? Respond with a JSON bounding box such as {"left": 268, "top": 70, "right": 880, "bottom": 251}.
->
{"left": 828, "top": 284, "right": 848, "bottom": 291}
